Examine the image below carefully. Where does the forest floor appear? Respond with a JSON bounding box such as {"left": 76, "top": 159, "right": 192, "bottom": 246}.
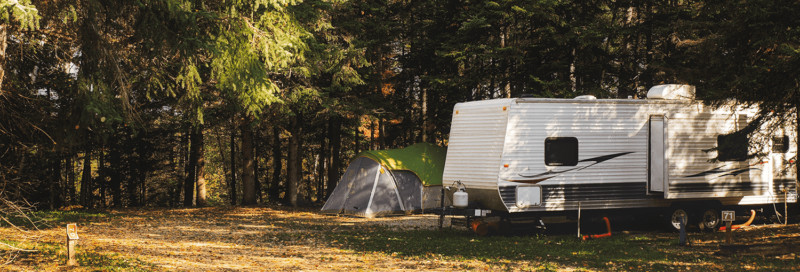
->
{"left": 2, "top": 205, "right": 800, "bottom": 271}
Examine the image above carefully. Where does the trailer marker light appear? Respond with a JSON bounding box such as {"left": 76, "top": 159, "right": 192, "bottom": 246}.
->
{"left": 456, "top": 110, "right": 459, "bottom": 114}
{"left": 503, "top": 106, "right": 507, "bottom": 111}
{"left": 504, "top": 164, "right": 509, "bottom": 168}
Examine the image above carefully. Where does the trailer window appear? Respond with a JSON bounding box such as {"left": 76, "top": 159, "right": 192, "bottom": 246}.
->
{"left": 773, "top": 135, "right": 789, "bottom": 153}
{"left": 545, "top": 137, "right": 578, "bottom": 166}
{"left": 717, "top": 134, "right": 748, "bottom": 161}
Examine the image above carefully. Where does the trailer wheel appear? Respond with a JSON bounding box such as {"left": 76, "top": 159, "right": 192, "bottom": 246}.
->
{"left": 667, "top": 208, "right": 690, "bottom": 231}
{"left": 699, "top": 208, "right": 720, "bottom": 231}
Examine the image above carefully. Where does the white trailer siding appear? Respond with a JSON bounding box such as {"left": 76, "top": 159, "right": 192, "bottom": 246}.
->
{"left": 443, "top": 97, "right": 797, "bottom": 213}
{"left": 500, "top": 101, "right": 650, "bottom": 185}
{"left": 442, "top": 99, "right": 512, "bottom": 191}
{"left": 498, "top": 100, "right": 665, "bottom": 212}
{"left": 666, "top": 113, "right": 757, "bottom": 199}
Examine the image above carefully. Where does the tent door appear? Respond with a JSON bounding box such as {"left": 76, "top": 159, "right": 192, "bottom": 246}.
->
{"left": 649, "top": 115, "right": 667, "bottom": 193}
{"left": 365, "top": 166, "right": 383, "bottom": 214}
{"left": 365, "top": 166, "right": 406, "bottom": 214}
{"left": 386, "top": 170, "right": 406, "bottom": 211}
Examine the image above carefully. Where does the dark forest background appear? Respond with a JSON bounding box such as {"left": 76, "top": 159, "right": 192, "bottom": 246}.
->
{"left": 1, "top": 0, "right": 798, "bottom": 210}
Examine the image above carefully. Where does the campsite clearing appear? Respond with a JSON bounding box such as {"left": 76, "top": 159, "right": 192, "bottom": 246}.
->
{"left": 2, "top": 205, "right": 799, "bottom": 271}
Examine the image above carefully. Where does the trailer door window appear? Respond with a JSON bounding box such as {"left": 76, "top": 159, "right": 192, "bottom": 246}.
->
{"left": 717, "top": 133, "right": 748, "bottom": 161}
{"left": 545, "top": 137, "right": 578, "bottom": 166}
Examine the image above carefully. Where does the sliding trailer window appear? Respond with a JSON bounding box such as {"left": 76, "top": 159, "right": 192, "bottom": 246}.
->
{"left": 545, "top": 137, "right": 578, "bottom": 166}
{"left": 773, "top": 135, "right": 789, "bottom": 153}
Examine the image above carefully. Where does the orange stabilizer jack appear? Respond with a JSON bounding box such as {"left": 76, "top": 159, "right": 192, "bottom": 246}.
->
{"left": 719, "top": 210, "right": 756, "bottom": 231}
{"left": 471, "top": 219, "right": 489, "bottom": 236}
{"left": 582, "top": 217, "right": 611, "bottom": 241}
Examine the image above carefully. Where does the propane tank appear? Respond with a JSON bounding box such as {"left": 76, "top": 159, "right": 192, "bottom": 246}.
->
{"left": 453, "top": 188, "right": 469, "bottom": 209}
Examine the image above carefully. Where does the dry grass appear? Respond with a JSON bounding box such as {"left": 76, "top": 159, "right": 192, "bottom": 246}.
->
{"left": 1, "top": 206, "right": 799, "bottom": 271}
{"left": 2, "top": 206, "right": 505, "bottom": 271}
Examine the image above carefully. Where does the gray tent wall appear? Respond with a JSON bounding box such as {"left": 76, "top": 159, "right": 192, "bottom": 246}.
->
{"left": 321, "top": 157, "right": 442, "bottom": 218}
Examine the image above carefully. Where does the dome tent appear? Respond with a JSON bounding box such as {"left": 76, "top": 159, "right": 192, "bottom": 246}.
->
{"left": 321, "top": 142, "right": 446, "bottom": 218}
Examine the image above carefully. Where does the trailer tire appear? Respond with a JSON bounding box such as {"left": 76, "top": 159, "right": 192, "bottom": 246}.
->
{"left": 699, "top": 208, "right": 721, "bottom": 231}
{"left": 666, "top": 208, "right": 690, "bottom": 231}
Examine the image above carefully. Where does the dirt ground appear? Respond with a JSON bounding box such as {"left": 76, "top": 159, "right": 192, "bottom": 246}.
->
{"left": 3, "top": 206, "right": 481, "bottom": 271}
{"left": 2, "top": 205, "right": 799, "bottom": 271}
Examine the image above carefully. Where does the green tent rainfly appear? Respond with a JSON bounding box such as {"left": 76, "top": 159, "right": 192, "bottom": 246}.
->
{"left": 321, "top": 143, "right": 447, "bottom": 218}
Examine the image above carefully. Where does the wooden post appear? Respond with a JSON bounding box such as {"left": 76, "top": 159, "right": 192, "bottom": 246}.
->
{"left": 722, "top": 210, "right": 734, "bottom": 245}
{"left": 725, "top": 221, "right": 732, "bottom": 244}
{"left": 66, "top": 223, "right": 79, "bottom": 266}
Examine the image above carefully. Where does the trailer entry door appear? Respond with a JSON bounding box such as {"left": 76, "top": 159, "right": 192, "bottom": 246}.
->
{"left": 649, "top": 116, "right": 667, "bottom": 192}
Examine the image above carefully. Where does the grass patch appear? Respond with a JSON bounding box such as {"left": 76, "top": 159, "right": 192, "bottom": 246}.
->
{"left": 1, "top": 210, "right": 115, "bottom": 229}
{"left": 7, "top": 240, "right": 155, "bottom": 271}
{"left": 77, "top": 250, "right": 156, "bottom": 271}
{"left": 329, "top": 227, "right": 800, "bottom": 271}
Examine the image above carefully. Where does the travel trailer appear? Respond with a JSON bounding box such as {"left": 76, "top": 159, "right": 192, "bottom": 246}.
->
{"left": 442, "top": 85, "right": 798, "bottom": 230}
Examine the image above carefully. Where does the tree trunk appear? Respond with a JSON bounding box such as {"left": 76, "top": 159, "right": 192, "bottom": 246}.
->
{"left": 422, "top": 86, "right": 428, "bottom": 142}
{"left": 270, "top": 125, "right": 282, "bottom": 202}
{"left": 0, "top": 24, "right": 7, "bottom": 93}
{"left": 242, "top": 117, "right": 257, "bottom": 205}
{"left": 326, "top": 116, "right": 342, "bottom": 198}
{"left": 230, "top": 120, "right": 237, "bottom": 205}
{"left": 796, "top": 103, "right": 799, "bottom": 181}
{"left": 378, "top": 117, "right": 385, "bottom": 150}
{"left": 370, "top": 118, "right": 376, "bottom": 150}
{"left": 80, "top": 147, "right": 92, "bottom": 208}
{"left": 177, "top": 132, "right": 188, "bottom": 206}
{"left": 183, "top": 127, "right": 198, "bottom": 207}
{"left": 254, "top": 128, "right": 262, "bottom": 203}
{"left": 288, "top": 113, "right": 303, "bottom": 206}
{"left": 110, "top": 142, "right": 122, "bottom": 207}
{"left": 195, "top": 125, "right": 207, "bottom": 207}
{"left": 61, "top": 156, "right": 67, "bottom": 206}
{"left": 99, "top": 146, "right": 105, "bottom": 207}
{"left": 354, "top": 123, "right": 361, "bottom": 155}
{"left": 139, "top": 171, "right": 147, "bottom": 206}
{"left": 67, "top": 155, "right": 75, "bottom": 206}
{"left": 317, "top": 121, "right": 327, "bottom": 201}
{"left": 50, "top": 154, "right": 61, "bottom": 210}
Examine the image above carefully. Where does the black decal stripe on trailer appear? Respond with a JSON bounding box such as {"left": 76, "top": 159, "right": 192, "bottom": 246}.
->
{"left": 669, "top": 182, "right": 770, "bottom": 193}
{"left": 509, "top": 152, "right": 635, "bottom": 184}
{"left": 683, "top": 166, "right": 760, "bottom": 179}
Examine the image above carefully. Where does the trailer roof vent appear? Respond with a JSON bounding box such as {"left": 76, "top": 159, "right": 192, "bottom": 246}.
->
{"left": 647, "top": 84, "right": 695, "bottom": 100}
{"left": 574, "top": 95, "right": 596, "bottom": 100}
